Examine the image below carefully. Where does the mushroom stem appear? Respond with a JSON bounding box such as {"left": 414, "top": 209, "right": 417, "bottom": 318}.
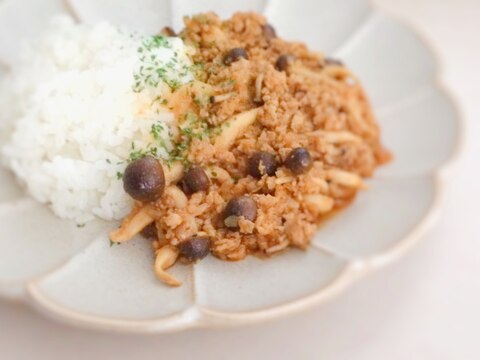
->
{"left": 311, "top": 130, "right": 362, "bottom": 144}
{"left": 210, "top": 92, "right": 236, "bottom": 103}
{"left": 206, "top": 166, "right": 233, "bottom": 183}
{"left": 254, "top": 73, "right": 264, "bottom": 104}
{"left": 154, "top": 245, "right": 181, "bottom": 286}
{"left": 304, "top": 194, "right": 334, "bottom": 214}
{"left": 164, "top": 161, "right": 184, "bottom": 184}
{"left": 165, "top": 186, "right": 188, "bottom": 209}
{"left": 109, "top": 207, "right": 154, "bottom": 243}
{"left": 325, "top": 169, "right": 366, "bottom": 189}
{"left": 213, "top": 108, "right": 259, "bottom": 150}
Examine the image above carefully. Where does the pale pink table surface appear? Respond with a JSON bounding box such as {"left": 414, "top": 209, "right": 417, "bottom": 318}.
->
{"left": 0, "top": 0, "right": 478, "bottom": 359}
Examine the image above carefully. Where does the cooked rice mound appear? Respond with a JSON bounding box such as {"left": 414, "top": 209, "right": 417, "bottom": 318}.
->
{"left": 135, "top": 12, "right": 390, "bottom": 262}
{"left": 0, "top": 17, "right": 192, "bottom": 223}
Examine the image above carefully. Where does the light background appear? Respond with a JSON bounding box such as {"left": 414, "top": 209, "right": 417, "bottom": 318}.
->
{"left": 0, "top": 0, "right": 478, "bottom": 358}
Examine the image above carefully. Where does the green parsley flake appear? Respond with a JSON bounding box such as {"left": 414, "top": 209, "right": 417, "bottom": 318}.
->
{"left": 166, "top": 113, "right": 213, "bottom": 165}
{"left": 132, "top": 35, "right": 193, "bottom": 92}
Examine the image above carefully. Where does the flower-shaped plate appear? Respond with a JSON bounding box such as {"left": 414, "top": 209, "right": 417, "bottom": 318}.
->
{"left": 0, "top": 0, "right": 462, "bottom": 332}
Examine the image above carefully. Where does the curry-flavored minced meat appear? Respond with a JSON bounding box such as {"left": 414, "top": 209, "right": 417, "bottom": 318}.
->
{"left": 124, "top": 12, "right": 391, "bottom": 262}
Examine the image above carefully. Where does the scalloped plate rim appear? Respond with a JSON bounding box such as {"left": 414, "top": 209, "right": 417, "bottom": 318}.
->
{"left": 0, "top": 0, "right": 465, "bottom": 332}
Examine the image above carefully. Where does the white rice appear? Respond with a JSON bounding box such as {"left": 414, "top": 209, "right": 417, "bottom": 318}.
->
{"left": 0, "top": 16, "right": 193, "bottom": 223}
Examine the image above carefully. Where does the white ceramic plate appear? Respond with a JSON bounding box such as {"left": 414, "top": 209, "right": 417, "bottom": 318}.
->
{"left": 0, "top": 0, "right": 462, "bottom": 332}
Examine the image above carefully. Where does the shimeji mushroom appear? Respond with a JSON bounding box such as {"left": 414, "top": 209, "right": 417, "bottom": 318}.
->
{"left": 154, "top": 245, "right": 181, "bottom": 287}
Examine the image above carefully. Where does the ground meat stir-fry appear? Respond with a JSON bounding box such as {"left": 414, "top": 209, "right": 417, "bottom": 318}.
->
{"left": 110, "top": 12, "right": 390, "bottom": 286}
